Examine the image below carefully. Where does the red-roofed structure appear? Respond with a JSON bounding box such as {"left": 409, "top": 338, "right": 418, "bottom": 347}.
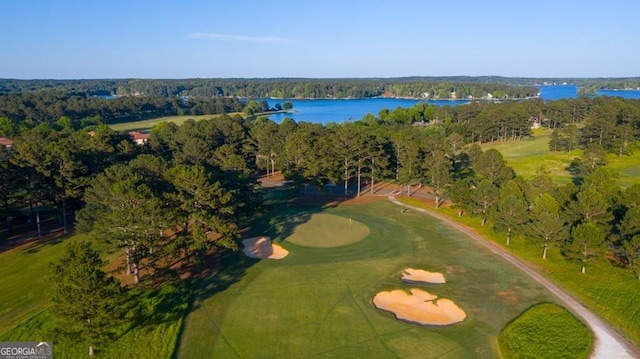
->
{"left": 128, "top": 131, "right": 149, "bottom": 145}
{"left": 0, "top": 137, "right": 13, "bottom": 148}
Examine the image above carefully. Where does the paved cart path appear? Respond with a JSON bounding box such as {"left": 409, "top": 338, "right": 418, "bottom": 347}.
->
{"left": 388, "top": 195, "right": 639, "bottom": 359}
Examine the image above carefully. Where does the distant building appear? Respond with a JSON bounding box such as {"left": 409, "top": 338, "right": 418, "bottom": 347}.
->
{"left": 128, "top": 131, "right": 149, "bottom": 145}
{"left": 0, "top": 137, "right": 13, "bottom": 149}
{"left": 531, "top": 117, "right": 542, "bottom": 129}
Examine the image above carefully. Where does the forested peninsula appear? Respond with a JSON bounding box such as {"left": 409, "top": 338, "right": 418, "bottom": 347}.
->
{"left": 1, "top": 77, "right": 540, "bottom": 100}
{"left": 3, "top": 77, "right": 640, "bottom": 102}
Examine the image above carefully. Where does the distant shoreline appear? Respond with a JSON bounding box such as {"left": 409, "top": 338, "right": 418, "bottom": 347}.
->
{"left": 258, "top": 95, "right": 540, "bottom": 101}
{"left": 255, "top": 109, "right": 295, "bottom": 116}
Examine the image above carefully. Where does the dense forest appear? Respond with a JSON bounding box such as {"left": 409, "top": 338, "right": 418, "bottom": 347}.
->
{"left": 0, "top": 91, "right": 245, "bottom": 128}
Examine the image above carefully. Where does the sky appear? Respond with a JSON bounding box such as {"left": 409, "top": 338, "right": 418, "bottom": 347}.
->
{"left": 1, "top": 0, "right": 639, "bottom": 79}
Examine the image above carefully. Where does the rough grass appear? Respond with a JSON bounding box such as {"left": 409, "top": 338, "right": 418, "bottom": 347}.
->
{"left": 175, "top": 201, "right": 557, "bottom": 359}
{"left": 108, "top": 113, "right": 241, "bottom": 132}
{"left": 284, "top": 213, "right": 370, "bottom": 247}
{"left": 482, "top": 129, "right": 640, "bottom": 187}
{"left": 400, "top": 196, "right": 640, "bottom": 349}
{"left": 498, "top": 302, "right": 592, "bottom": 359}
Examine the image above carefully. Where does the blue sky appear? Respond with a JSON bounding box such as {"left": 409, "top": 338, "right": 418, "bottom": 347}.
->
{"left": 1, "top": 0, "right": 638, "bottom": 79}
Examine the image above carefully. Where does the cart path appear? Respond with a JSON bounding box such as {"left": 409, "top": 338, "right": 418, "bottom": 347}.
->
{"left": 388, "top": 195, "right": 640, "bottom": 359}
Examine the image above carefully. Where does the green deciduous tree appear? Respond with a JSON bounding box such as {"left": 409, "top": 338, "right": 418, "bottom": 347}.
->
{"left": 243, "top": 100, "right": 261, "bottom": 116}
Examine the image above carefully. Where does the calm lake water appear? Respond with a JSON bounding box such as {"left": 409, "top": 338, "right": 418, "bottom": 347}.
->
{"left": 266, "top": 85, "right": 640, "bottom": 124}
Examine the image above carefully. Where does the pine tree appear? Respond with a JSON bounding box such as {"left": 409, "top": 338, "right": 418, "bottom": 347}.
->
{"left": 528, "top": 194, "right": 569, "bottom": 259}
{"left": 49, "top": 241, "right": 126, "bottom": 356}
{"left": 565, "top": 222, "right": 606, "bottom": 274}
{"left": 491, "top": 181, "right": 529, "bottom": 245}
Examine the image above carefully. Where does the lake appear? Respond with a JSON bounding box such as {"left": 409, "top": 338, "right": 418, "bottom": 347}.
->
{"left": 265, "top": 85, "right": 640, "bottom": 124}
{"left": 265, "top": 98, "right": 462, "bottom": 124}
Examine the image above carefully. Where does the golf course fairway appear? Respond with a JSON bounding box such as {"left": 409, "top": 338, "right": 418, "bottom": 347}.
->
{"left": 175, "top": 200, "right": 559, "bottom": 358}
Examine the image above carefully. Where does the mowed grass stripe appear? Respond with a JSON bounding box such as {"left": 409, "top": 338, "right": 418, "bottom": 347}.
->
{"left": 108, "top": 113, "right": 242, "bottom": 132}
{"left": 0, "top": 234, "right": 85, "bottom": 335}
{"left": 176, "top": 201, "right": 557, "bottom": 359}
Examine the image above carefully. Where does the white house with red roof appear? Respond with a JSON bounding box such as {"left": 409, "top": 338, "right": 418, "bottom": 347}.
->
{"left": 128, "top": 131, "right": 149, "bottom": 145}
{"left": 0, "top": 137, "right": 13, "bottom": 149}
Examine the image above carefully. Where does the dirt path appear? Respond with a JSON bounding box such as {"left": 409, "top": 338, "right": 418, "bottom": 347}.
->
{"left": 388, "top": 195, "right": 640, "bottom": 359}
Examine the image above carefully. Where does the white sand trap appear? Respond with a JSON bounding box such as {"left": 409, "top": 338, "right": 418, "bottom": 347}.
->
{"left": 373, "top": 288, "right": 466, "bottom": 325}
{"left": 401, "top": 268, "right": 446, "bottom": 284}
{"left": 242, "top": 236, "right": 288, "bottom": 259}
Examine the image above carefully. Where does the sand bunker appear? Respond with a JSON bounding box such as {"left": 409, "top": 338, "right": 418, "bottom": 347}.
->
{"left": 401, "top": 268, "right": 446, "bottom": 284}
{"left": 373, "top": 288, "right": 466, "bottom": 326}
{"left": 242, "top": 237, "right": 289, "bottom": 259}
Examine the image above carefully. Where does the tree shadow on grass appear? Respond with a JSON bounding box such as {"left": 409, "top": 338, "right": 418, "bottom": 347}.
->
{"left": 170, "top": 249, "right": 255, "bottom": 359}
{"left": 253, "top": 188, "right": 358, "bottom": 244}
{"left": 124, "top": 281, "right": 192, "bottom": 328}
{"left": 170, "top": 189, "right": 358, "bottom": 358}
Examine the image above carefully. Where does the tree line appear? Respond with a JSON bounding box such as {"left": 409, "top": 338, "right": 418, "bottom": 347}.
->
{"left": 0, "top": 78, "right": 538, "bottom": 100}
{"left": 0, "top": 91, "right": 245, "bottom": 130}
{"left": 252, "top": 117, "right": 640, "bottom": 280}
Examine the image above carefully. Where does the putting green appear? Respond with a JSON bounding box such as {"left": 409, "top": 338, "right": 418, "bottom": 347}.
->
{"left": 285, "top": 213, "right": 370, "bottom": 248}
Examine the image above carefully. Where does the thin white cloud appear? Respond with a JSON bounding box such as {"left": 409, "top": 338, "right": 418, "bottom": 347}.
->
{"left": 187, "top": 32, "right": 292, "bottom": 44}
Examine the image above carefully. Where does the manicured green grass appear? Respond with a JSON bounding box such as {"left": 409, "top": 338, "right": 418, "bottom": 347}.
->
{"left": 0, "top": 234, "right": 191, "bottom": 358}
{"left": 108, "top": 113, "right": 241, "bottom": 132}
{"left": 498, "top": 303, "right": 592, "bottom": 359}
{"left": 607, "top": 150, "right": 640, "bottom": 188}
{"left": 176, "top": 201, "right": 558, "bottom": 358}
{"left": 285, "top": 213, "right": 370, "bottom": 248}
{"left": 483, "top": 129, "right": 640, "bottom": 187}
{"left": 0, "top": 234, "right": 85, "bottom": 335}
{"left": 400, "top": 197, "right": 640, "bottom": 349}
{"left": 0, "top": 284, "right": 189, "bottom": 359}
